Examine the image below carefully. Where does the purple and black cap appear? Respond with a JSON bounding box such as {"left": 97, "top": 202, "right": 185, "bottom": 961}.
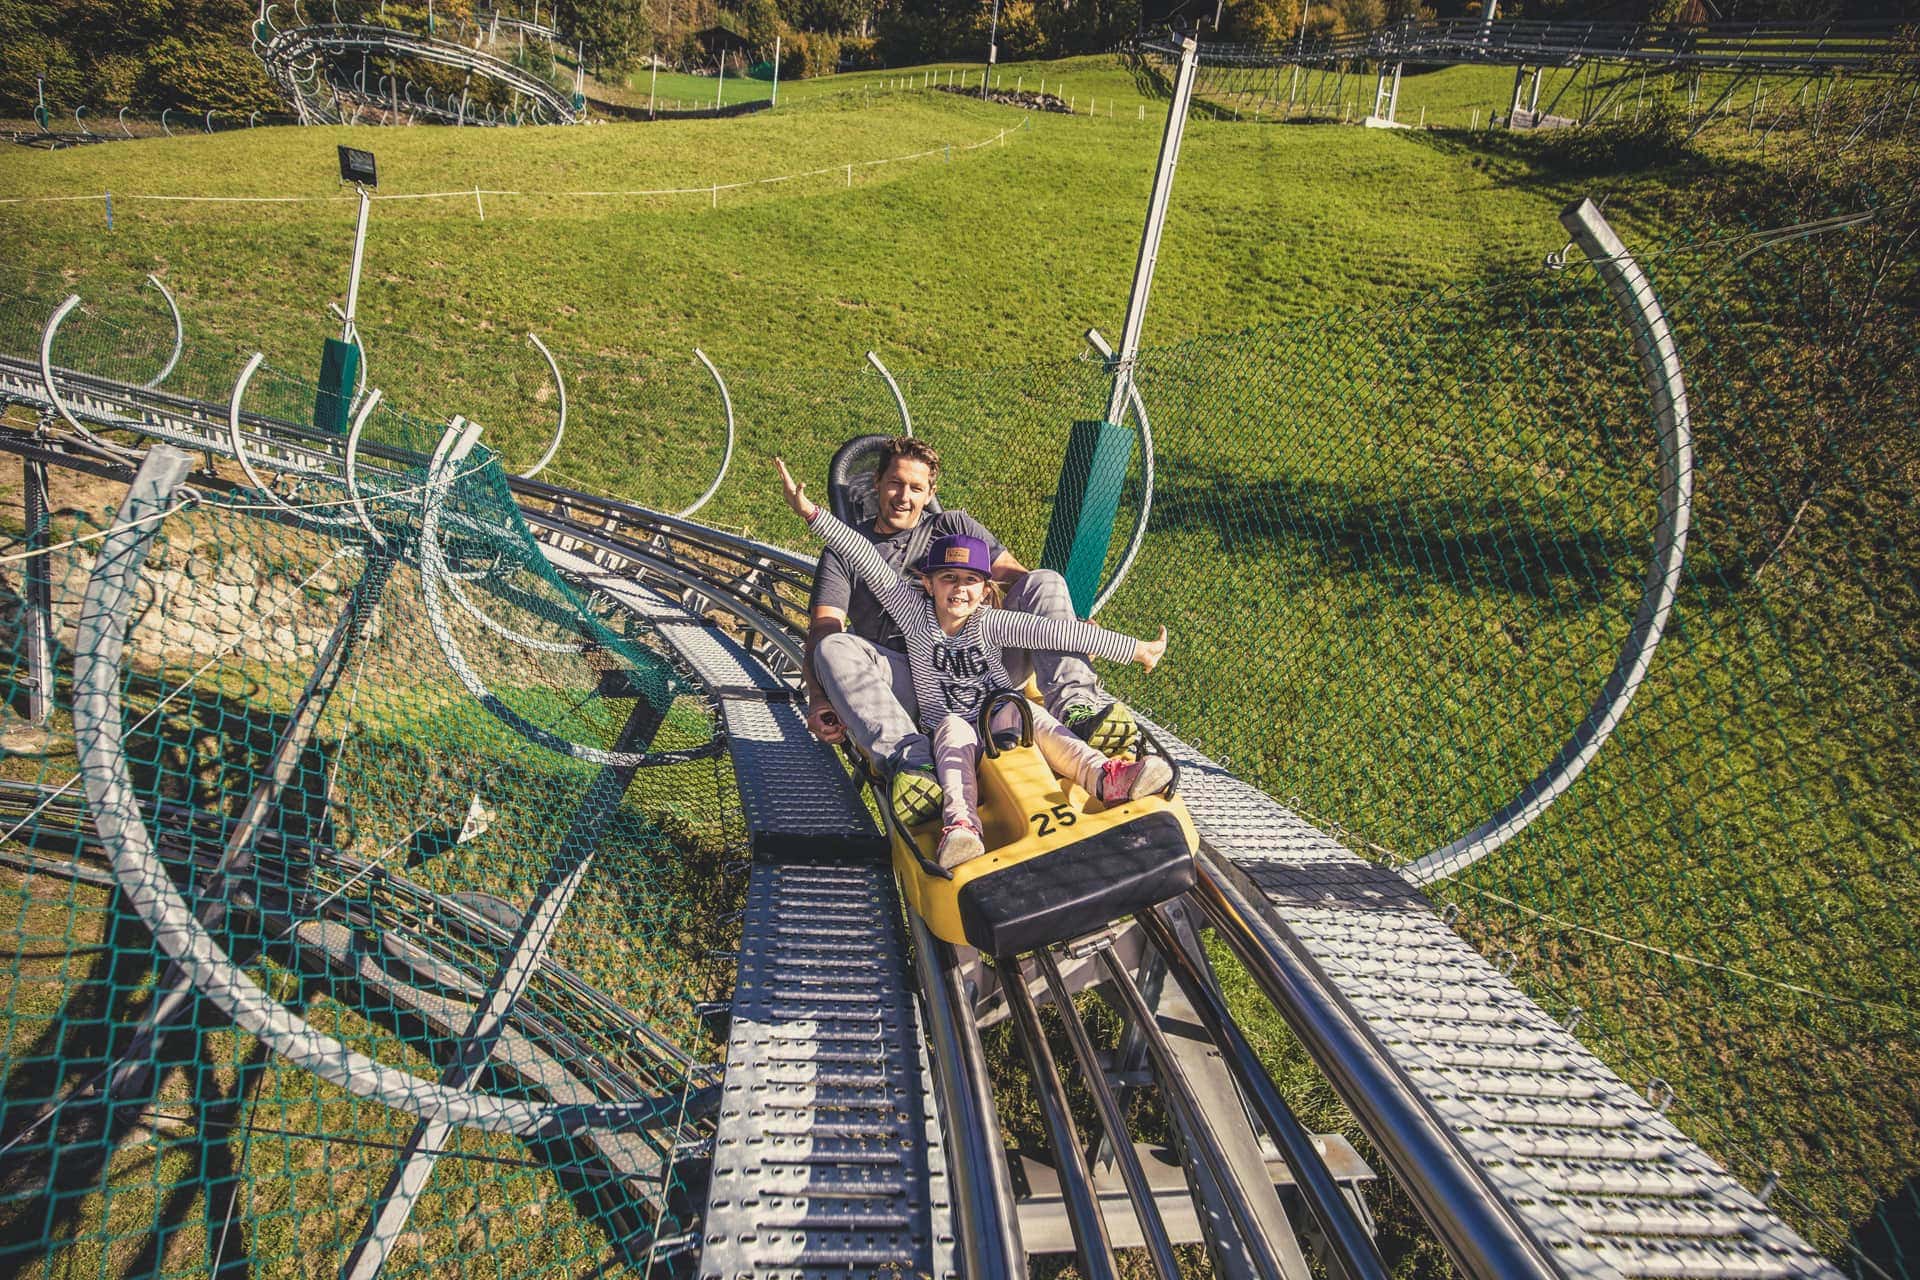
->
{"left": 919, "top": 533, "right": 993, "bottom": 578}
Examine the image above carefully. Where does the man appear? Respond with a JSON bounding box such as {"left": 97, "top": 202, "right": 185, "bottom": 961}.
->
{"left": 803, "top": 436, "right": 1136, "bottom": 826}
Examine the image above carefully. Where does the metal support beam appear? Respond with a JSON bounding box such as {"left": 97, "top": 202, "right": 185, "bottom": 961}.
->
{"left": 341, "top": 687, "right": 666, "bottom": 1279}
{"left": 1106, "top": 35, "right": 1199, "bottom": 426}
{"left": 1003, "top": 955, "right": 1119, "bottom": 1279}
{"left": 1097, "top": 944, "right": 1308, "bottom": 1280}
{"left": 1138, "top": 907, "right": 1388, "bottom": 1280}
{"left": 20, "top": 456, "right": 54, "bottom": 725}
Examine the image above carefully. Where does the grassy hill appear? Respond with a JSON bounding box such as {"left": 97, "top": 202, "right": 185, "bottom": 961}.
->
{"left": 0, "top": 51, "right": 1708, "bottom": 516}
{"left": 3, "top": 51, "right": 1913, "bottom": 1278}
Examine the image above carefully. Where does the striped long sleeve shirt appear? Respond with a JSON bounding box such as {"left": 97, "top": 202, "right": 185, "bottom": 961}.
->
{"left": 808, "top": 509, "right": 1139, "bottom": 728}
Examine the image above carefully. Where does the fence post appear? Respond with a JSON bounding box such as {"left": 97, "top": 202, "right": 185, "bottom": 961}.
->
{"left": 20, "top": 458, "right": 54, "bottom": 725}
{"left": 1041, "top": 36, "right": 1196, "bottom": 614}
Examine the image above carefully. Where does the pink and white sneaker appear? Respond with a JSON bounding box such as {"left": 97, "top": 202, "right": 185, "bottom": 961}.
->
{"left": 937, "top": 822, "right": 986, "bottom": 869}
{"left": 1099, "top": 756, "right": 1174, "bottom": 804}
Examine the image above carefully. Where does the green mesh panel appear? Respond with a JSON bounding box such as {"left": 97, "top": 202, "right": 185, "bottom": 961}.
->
{"left": 1, "top": 351, "right": 739, "bottom": 1277}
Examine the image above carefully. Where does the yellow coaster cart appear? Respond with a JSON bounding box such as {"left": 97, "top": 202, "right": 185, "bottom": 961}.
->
{"left": 821, "top": 432, "right": 1199, "bottom": 954}
{"left": 880, "top": 690, "right": 1199, "bottom": 956}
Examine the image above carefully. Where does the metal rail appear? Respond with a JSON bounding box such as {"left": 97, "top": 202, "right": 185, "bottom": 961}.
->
{"left": 911, "top": 917, "right": 1025, "bottom": 1279}
{"left": 1032, "top": 950, "right": 1182, "bottom": 1280}
{"left": 1191, "top": 852, "right": 1566, "bottom": 1279}
{"left": 1141, "top": 18, "right": 1911, "bottom": 73}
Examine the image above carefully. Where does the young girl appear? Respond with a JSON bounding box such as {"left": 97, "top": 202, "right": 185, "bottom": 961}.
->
{"left": 777, "top": 458, "right": 1171, "bottom": 868}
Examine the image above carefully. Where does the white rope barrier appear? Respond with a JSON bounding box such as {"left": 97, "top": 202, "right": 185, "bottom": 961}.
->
{"left": 0, "top": 119, "right": 1029, "bottom": 210}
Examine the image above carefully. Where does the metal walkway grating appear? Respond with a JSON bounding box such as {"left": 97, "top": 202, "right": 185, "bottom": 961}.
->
{"left": 1138, "top": 715, "right": 1843, "bottom": 1280}
{"left": 536, "top": 541, "right": 950, "bottom": 1279}
{"left": 700, "top": 861, "right": 954, "bottom": 1280}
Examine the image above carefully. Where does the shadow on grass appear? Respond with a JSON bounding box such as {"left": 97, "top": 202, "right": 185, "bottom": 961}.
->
{"left": 1848, "top": 1174, "right": 1920, "bottom": 1280}
{"left": 0, "top": 886, "right": 273, "bottom": 1280}
{"left": 1150, "top": 454, "right": 1637, "bottom": 607}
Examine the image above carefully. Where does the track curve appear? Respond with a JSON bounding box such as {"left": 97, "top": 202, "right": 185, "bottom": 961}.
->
{"left": 254, "top": 21, "right": 580, "bottom": 125}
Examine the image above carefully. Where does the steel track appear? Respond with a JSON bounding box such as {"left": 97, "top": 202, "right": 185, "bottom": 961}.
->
{"left": 0, "top": 356, "right": 1848, "bottom": 1279}
{"left": 1139, "top": 18, "right": 1911, "bottom": 74}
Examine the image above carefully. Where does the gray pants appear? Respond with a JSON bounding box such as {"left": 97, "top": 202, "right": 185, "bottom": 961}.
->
{"left": 813, "top": 568, "right": 1106, "bottom": 772}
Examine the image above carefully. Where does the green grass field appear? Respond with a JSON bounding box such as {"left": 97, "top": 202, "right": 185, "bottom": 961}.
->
{"left": 2, "top": 51, "right": 1913, "bottom": 1278}
{"left": 609, "top": 65, "right": 774, "bottom": 108}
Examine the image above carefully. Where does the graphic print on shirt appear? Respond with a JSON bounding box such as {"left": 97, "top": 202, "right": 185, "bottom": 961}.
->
{"left": 932, "top": 640, "right": 989, "bottom": 714}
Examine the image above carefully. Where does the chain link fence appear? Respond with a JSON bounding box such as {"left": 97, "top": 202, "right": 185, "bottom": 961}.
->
{"left": 1, "top": 175, "right": 1915, "bottom": 1272}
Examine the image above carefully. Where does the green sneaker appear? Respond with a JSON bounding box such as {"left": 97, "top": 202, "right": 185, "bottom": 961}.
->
{"left": 889, "top": 767, "right": 943, "bottom": 828}
{"left": 1064, "top": 702, "right": 1138, "bottom": 757}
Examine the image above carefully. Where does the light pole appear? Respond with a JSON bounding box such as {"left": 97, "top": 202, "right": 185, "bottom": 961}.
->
{"left": 981, "top": 0, "right": 1001, "bottom": 99}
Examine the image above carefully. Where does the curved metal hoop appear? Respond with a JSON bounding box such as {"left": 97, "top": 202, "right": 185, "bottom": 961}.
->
{"left": 679, "top": 348, "right": 736, "bottom": 517}
{"left": 69, "top": 446, "right": 605, "bottom": 1137}
{"left": 342, "top": 386, "right": 389, "bottom": 546}
{"left": 516, "top": 333, "right": 567, "bottom": 479}
{"left": 1084, "top": 326, "right": 1158, "bottom": 619}
{"left": 227, "top": 352, "right": 360, "bottom": 529}
{"left": 417, "top": 428, "right": 712, "bottom": 767}
{"left": 866, "top": 350, "right": 913, "bottom": 437}
{"left": 141, "top": 274, "right": 185, "bottom": 390}
{"left": 40, "top": 295, "right": 143, "bottom": 461}
{"left": 1405, "top": 199, "right": 1693, "bottom": 886}
{"left": 443, "top": 567, "right": 592, "bottom": 653}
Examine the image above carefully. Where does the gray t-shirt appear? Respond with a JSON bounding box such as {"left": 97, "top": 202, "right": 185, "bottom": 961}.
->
{"left": 808, "top": 510, "right": 1006, "bottom": 653}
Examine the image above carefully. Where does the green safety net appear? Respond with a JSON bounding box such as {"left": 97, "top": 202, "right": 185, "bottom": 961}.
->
{"left": 2, "top": 178, "right": 1915, "bottom": 1276}
{"left": 0, "top": 317, "right": 741, "bottom": 1276}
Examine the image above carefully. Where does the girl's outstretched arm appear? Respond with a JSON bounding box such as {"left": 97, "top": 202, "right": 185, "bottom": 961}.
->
{"left": 775, "top": 459, "right": 924, "bottom": 629}
{"left": 979, "top": 610, "right": 1168, "bottom": 669}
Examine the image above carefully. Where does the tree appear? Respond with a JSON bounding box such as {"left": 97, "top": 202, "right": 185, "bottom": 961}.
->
{"left": 796, "top": 0, "right": 873, "bottom": 34}
{"left": 556, "top": 0, "right": 652, "bottom": 73}
{"left": 1224, "top": 0, "right": 1300, "bottom": 44}
{"left": 738, "top": 0, "right": 782, "bottom": 47}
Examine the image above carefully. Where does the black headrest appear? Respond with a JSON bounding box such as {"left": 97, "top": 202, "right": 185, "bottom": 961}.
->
{"left": 827, "top": 434, "right": 942, "bottom": 527}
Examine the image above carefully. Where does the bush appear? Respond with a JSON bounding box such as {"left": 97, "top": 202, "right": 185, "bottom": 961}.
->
{"left": 85, "top": 51, "right": 140, "bottom": 105}
{"left": 554, "top": 0, "right": 650, "bottom": 76}
{"left": 836, "top": 34, "right": 880, "bottom": 69}
{"left": 137, "top": 35, "right": 279, "bottom": 112}
{"left": 1535, "top": 98, "right": 1693, "bottom": 175}
{"left": 780, "top": 29, "right": 842, "bottom": 78}
{"left": 0, "top": 32, "right": 84, "bottom": 111}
